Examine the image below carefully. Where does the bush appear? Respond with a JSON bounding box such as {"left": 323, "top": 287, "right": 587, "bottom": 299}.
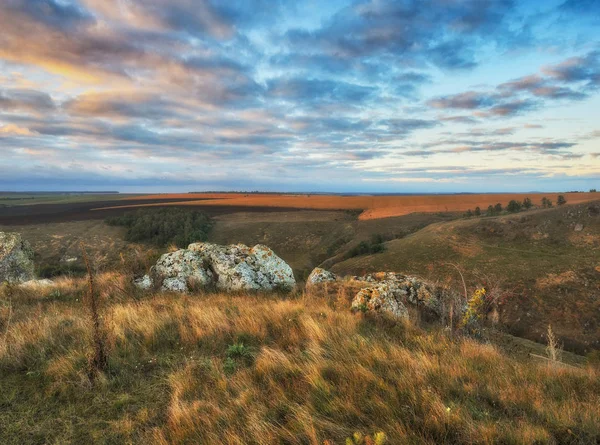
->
{"left": 506, "top": 200, "right": 522, "bottom": 213}
{"left": 347, "top": 234, "right": 385, "bottom": 258}
{"left": 541, "top": 197, "right": 553, "bottom": 208}
{"left": 494, "top": 203, "right": 502, "bottom": 213}
{"left": 522, "top": 197, "right": 532, "bottom": 209}
{"left": 106, "top": 208, "right": 213, "bottom": 247}
{"left": 474, "top": 206, "right": 481, "bottom": 216}
{"left": 557, "top": 195, "right": 567, "bottom": 206}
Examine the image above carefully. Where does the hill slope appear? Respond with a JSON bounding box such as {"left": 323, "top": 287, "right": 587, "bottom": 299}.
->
{"left": 331, "top": 201, "right": 600, "bottom": 353}
{"left": 1, "top": 278, "right": 599, "bottom": 444}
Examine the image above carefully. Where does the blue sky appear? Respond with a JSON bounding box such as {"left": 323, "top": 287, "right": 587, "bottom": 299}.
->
{"left": 0, "top": 0, "right": 599, "bottom": 193}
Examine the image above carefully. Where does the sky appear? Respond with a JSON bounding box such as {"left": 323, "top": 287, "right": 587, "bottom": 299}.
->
{"left": 0, "top": 0, "right": 599, "bottom": 193}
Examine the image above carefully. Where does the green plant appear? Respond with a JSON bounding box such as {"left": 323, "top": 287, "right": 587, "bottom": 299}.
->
{"left": 523, "top": 197, "right": 533, "bottom": 209}
{"left": 474, "top": 206, "right": 481, "bottom": 216}
{"left": 105, "top": 208, "right": 213, "bottom": 247}
{"left": 557, "top": 195, "right": 567, "bottom": 206}
{"left": 506, "top": 200, "right": 522, "bottom": 213}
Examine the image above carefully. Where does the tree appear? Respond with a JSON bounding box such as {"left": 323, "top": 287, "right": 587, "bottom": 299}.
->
{"left": 474, "top": 206, "right": 481, "bottom": 216}
{"left": 591, "top": 189, "right": 597, "bottom": 193}
{"left": 557, "top": 195, "right": 567, "bottom": 206}
{"left": 487, "top": 204, "right": 495, "bottom": 216}
{"left": 541, "top": 197, "right": 552, "bottom": 208}
{"left": 522, "top": 197, "right": 532, "bottom": 209}
{"left": 507, "top": 200, "right": 522, "bottom": 213}
{"left": 464, "top": 209, "right": 473, "bottom": 217}
{"left": 494, "top": 203, "right": 503, "bottom": 214}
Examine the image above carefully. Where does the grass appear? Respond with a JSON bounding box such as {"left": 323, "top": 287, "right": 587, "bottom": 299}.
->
{"left": 332, "top": 200, "right": 600, "bottom": 354}
{"left": 1, "top": 275, "right": 599, "bottom": 444}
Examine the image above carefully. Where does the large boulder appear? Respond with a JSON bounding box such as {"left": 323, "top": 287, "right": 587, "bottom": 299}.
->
{"left": 152, "top": 249, "right": 213, "bottom": 292}
{"left": 150, "top": 242, "right": 295, "bottom": 293}
{"left": 0, "top": 232, "right": 35, "bottom": 284}
{"left": 352, "top": 283, "right": 409, "bottom": 319}
{"left": 306, "top": 267, "right": 338, "bottom": 287}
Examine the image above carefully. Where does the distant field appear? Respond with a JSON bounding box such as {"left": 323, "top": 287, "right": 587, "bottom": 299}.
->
{"left": 0, "top": 193, "right": 135, "bottom": 207}
{"left": 110, "top": 192, "right": 600, "bottom": 220}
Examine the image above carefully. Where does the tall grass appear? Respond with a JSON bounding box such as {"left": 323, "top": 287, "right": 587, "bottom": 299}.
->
{"left": 0, "top": 276, "right": 598, "bottom": 444}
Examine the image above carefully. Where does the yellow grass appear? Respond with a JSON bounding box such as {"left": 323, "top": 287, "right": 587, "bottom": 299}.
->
{"left": 1, "top": 276, "right": 599, "bottom": 444}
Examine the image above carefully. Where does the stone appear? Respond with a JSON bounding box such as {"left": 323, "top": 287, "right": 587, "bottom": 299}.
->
{"left": 350, "top": 272, "right": 447, "bottom": 320}
{"left": 574, "top": 223, "right": 584, "bottom": 232}
{"left": 0, "top": 232, "right": 35, "bottom": 284}
{"left": 152, "top": 249, "right": 213, "bottom": 292}
{"left": 20, "top": 279, "right": 54, "bottom": 288}
{"left": 306, "top": 267, "right": 337, "bottom": 287}
{"left": 133, "top": 274, "right": 153, "bottom": 290}
{"left": 352, "top": 283, "right": 409, "bottom": 319}
{"left": 188, "top": 242, "right": 295, "bottom": 291}
{"left": 150, "top": 242, "right": 295, "bottom": 293}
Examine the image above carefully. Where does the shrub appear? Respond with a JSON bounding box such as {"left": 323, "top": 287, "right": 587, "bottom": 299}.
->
{"left": 461, "top": 288, "right": 486, "bottom": 336}
{"left": 346, "top": 234, "right": 385, "bottom": 258}
{"left": 506, "top": 200, "right": 522, "bottom": 213}
{"left": 474, "top": 206, "right": 481, "bottom": 216}
{"left": 541, "top": 197, "right": 553, "bottom": 208}
{"left": 522, "top": 197, "right": 532, "bottom": 209}
{"left": 557, "top": 195, "right": 567, "bottom": 206}
{"left": 591, "top": 189, "right": 597, "bottom": 193}
{"left": 486, "top": 205, "right": 495, "bottom": 216}
{"left": 494, "top": 203, "right": 502, "bottom": 213}
{"left": 105, "top": 208, "right": 213, "bottom": 247}
{"left": 464, "top": 209, "right": 473, "bottom": 217}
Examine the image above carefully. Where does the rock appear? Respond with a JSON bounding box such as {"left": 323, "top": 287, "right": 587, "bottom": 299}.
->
{"left": 150, "top": 242, "right": 295, "bottom": 293}
{"left": 20, "top": 279, "right": 54, "bottom": 288}
{"left": 574, "top": 223, "right": 584, "bottom": 232}
{"left": 352, "top": 283, "right": 409, "bottom": 319}
{"left": 188, "top": 243, "right": 295, "bottom": 291}
{"left": 350, "top": 272, "right": 448, "bottom": 320}
{"left": 306, "top": 267, "right": 337, "bottom": 287}
{"left": 133, "top": 274, "right": 153, "bottom": 290}
{"left": 0, "top": 232, "right": 35, "bottom": 284}
{"left": 152, "top": 249, "right": 213, "bottom": 292}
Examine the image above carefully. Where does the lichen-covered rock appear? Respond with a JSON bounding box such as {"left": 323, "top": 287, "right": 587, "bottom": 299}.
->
{"left": 20, "top": 278, "right": 54, "bottom": 288}
{"left": 152, "top": 249, "right": 213, "bottom": 292}
{"left": 188, "top": 242, "right": 295, "bottom": 291}
{"left": 306, "top": 267, "right": 337, "bottom": 287}
{"left": 133, "top": 274, "right": 153, "bottom": 290}
{"left": 350, "top": 272, "right": 448, "bottom": 320}
{"left": 352, "top": 283, "right": 409, "bottom": 319}
{"left": 149, "top": 242, "right": 295, "bottom": 293}
{"left": 0, "top": 232, "right": 35, "bottom": 284}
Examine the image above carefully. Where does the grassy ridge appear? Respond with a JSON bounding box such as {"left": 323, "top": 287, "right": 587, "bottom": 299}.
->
{"left": 1, "top": 276, "right": 599, "bottom": 444}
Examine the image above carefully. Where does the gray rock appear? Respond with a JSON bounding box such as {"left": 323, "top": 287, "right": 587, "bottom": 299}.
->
{"left": 306, "top": 267, "right": 337, "bottom": 287}
{"left": 20, "top": 278, "right": 54, "bottom": 288}
{"left": 352, "top": 283, "right": 409, "bottom": 319}
{"left": 574, "top": 223, "right": 584, "bottom": 232}
{"left": 153, "top": 249, "right": 213, "bottom": 292}
{"left": 150, "top": 242, "right": 295, "bottom": 293}
{"left": 0, "top": 232, "right": 35, "bottom": 284}
{"left": 133, "top": 274, "right": 153, "bottom": 290}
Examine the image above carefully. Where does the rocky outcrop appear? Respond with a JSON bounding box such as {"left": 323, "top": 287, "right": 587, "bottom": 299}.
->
{"left": 352, "top": 284, "right": 409, "bottom": 319}
{"left": 152, "top": 249, "right": 213, "bottom": 292}
{"left": 306, "top": 267, "right": 338, "bottom": 287}
{"left": 0, "top": 232, "right": 35, "bottom": 284}
{"left": 148, "top": 242, "right": 295, "bottom": 293}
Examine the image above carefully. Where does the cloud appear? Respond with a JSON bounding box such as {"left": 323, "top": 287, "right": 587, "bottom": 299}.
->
{"left": 0, "top": 89, "right": 56, "bottom": 113}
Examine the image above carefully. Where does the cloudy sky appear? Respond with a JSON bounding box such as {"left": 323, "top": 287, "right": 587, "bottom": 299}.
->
{"left": 0, "top": 0, "right": 599, "bottom": 193}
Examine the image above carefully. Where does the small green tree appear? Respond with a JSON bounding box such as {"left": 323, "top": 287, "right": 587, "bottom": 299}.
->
{"left": 522, "top": 197, "right": 532, "bottom": 209}
{"left": 494, "top": 203, "right": 503, "bottom": 214}
{"left": 541, "top": 197, "right": 553, "bottom": 208}
{"left": 487, "top": 204, "right": 495, "bottom": 216}
{"left": 591, "top": 189, "right": 597, "bottom": 193}
{"left": 507, "top": 200, "right": 522, "bottom": 213}
{"left": 464, "top": 209, "right": 473, "bottom": 217}
{"left": 557, "top": 194, "right": 567, "bottom": 206}
{"left": 474, "top": 206, "right": 481, "bottom": 216}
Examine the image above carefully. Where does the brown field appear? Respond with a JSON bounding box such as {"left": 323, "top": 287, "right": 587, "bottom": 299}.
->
{"left": 109, "top": 192, "right": 600, "bottom": 220}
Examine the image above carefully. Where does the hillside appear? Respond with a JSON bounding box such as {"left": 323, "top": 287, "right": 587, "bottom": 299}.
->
{"left": 331, "top": 201, "right": 600, "bottom": 354}
{"left": 1, "top": 277, "right": 599, "bottom": 444}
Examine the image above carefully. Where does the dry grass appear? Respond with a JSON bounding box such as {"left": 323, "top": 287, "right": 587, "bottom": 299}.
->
{"left": 103, "top": 192, "right": 600, "bottom": 220}
{"left": 1, "top": 277, "right": 599, "bottom": 444}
